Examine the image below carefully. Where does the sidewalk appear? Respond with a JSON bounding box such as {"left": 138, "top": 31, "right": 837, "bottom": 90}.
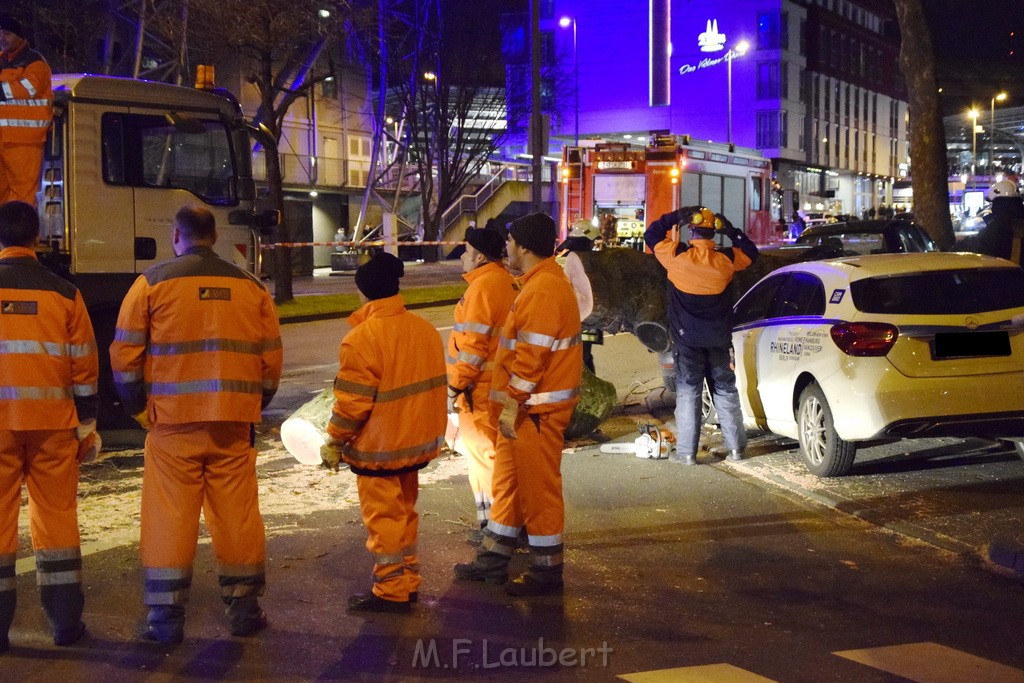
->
{"left": 289, "top": 261, "right": 466, "bottom": 298}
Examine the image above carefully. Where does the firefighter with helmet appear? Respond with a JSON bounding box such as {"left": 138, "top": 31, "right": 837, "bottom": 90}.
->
{"left": 644, "top": 206, "right": 759, "bottom": 465}
{"left": 977, "top": 180, "right": 1024, "bottom": 265}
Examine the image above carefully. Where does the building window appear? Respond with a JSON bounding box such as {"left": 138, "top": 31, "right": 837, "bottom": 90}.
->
{"left": 757, "top": 62, "right": 780, "bottom": 99}
{"left": 781, "top": 61, "right": 789, "bottom": 99}
{"left": 799, "top": 18, "right": 807, "bottom": 55}
{"left": 757, "top": 12, "right": 781, "bottom": 49}
{"left": 757, "top": 110, "right": 781, "bottom": 148}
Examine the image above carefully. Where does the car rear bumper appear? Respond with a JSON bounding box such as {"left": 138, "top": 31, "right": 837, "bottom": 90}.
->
{"left": 872, "top": 411, "right": 1024, "bottom": 439}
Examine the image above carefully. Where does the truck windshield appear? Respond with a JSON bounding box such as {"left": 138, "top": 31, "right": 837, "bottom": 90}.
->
{"left": 102, "top": 112, "right": 237, "bottom": 205}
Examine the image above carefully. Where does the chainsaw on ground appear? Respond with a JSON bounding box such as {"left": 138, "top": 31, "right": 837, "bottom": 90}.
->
{"left": 599, "top": 422, "right": 675, "bottom": 459}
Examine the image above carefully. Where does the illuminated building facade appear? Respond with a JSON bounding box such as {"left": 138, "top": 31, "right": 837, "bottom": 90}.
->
{"left": 546, "top": 0, "right": 910, "bottom": 218}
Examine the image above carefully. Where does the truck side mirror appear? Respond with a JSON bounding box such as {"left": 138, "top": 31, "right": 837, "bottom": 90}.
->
{"left": 134, "top": 237, "right": 158, "bottom": 260}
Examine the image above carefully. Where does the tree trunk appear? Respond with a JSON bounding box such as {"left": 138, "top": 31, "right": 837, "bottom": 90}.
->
{"left": 266, "top": 150, "right": 293, "bottom": 303}
{"left": 893, "top": 0, "right": 956, "bottom": 249}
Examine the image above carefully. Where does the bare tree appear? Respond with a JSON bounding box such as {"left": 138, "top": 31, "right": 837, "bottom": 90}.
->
{"left": 352, "top": 0, "right": 528, "bottom": 260}
{"left": 893, "top": 0, "right": 956, "bottom": 248}
{"left": 173, "top": 0, "right": 354, "bottom": 302}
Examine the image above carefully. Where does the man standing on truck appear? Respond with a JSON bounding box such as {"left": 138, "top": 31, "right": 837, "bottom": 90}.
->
{"left": 0, "top": 14, "right": 52, "bottom": 207}
{"left": 110, "top": 206, "right": 283, "bottom": 644}
{"left": 644, "top": 206, "right": 759, "bottom": 465}
{"left": 0, "top": 200, "right": 98, "bottom": 651}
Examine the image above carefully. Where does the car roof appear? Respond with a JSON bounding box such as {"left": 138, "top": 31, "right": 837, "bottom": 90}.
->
{"left": 799, "top": 219, "right": 913, "bottom": 236}
{"left": 772, "top": 251, "right": 1014, "bottom": 282}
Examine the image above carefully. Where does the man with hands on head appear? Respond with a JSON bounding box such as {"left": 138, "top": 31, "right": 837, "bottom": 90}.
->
{"left": 643, "top": 206, "right": 758, "bottom": 465}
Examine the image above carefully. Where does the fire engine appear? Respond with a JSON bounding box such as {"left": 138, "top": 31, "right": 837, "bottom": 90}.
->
{"left": 558, "top": 135, "right": 778, "bottom": 247}
{"left": 36, "top": 74, "right": 278, "bottom": 436}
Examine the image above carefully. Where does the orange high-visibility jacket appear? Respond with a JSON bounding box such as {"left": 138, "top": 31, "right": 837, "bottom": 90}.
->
{"left": 110, "top": 246, "right": 283, "bottom": 423}
{"left": 0, "top": 42, "right": 53, "bottom": 144}
{"left": 0, "top": 246, "right": 98, "bottom": 429}
{"left": 328, "top": 295, "right": 447, "bottom": 474}
{"left": 491, "top": 257, "right": 582, "bottom": 414}
{"left": 446, "top": 261, "right": 517, "bottom": 396}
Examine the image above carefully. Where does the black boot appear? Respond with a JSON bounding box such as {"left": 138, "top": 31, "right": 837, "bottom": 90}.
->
{"left": 139, "top": 605, "right": 185, "bottom": 645}
{"left": 506, "top": 566, "right": 563, "bottom": 597}
{"left": 39, "top": 583, "right": 86, "bottom": 646}
{"left": 225, "top": 595, "right": 268, "bottom": 637}
{"left": 0, "top": 590, "right": 14, "bottom": 654}
{"left": 347, "top": 592, "right": 411, "bottom": 614}
{"left": 453, "top": 550, "right": 510, "bottom": 585}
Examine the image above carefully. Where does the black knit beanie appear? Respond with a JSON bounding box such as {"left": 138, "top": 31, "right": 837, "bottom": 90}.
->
{"left": 465, "top": 227, "right": 505, "bottom": 260}
{"left": 508, "top": 212, "right": 557, "bottom": 257}
{"left": 355, "top": 252, "right": 404, "bottom": 300}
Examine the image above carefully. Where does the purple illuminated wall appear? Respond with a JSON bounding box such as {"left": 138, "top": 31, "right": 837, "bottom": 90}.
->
{"left": 555, "top": 0, "right": 773, "bottom": 148}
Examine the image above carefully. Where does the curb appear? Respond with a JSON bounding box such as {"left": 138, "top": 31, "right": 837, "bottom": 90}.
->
{"left": 279, "top": 298, "right": 463, "bottom": 325}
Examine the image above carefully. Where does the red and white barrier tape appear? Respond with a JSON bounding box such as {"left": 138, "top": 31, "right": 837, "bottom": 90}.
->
{"left": 260, "top": 240, "right": 465, "bottom": 249}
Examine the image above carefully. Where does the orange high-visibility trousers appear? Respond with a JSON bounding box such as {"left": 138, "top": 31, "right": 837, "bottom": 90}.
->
{"left": 458, "top": 390, "right": 498, "bottom": 526}
{"left": 0, "top": 429, "right": 80, "bottom": 555}
{"left": 487, "top": 406, "right": 573, "bottom": 568}
{"left": 141, "top": 422, "right": 265, "bottom": 603}
{"left": 355, "top": 471, "right": 420, "bottom": 602}
{"left": 0, "top": 142, "right": 45, "bottom": 207}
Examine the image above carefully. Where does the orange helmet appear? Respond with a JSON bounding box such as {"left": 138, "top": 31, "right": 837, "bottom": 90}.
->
{"left": 687, "top": 207, "right": 724, "bottom": 230}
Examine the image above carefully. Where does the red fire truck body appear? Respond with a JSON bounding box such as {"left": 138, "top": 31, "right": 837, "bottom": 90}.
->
{"left": 559, "top": 135, "right": 777, "bottom": 246}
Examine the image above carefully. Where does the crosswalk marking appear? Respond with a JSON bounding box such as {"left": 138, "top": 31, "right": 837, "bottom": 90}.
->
{"left": 834, "top": 642, "right": 1024, "bottom": 683}
{"left": 617, "top": 664, "right": 777, "bottom": 682}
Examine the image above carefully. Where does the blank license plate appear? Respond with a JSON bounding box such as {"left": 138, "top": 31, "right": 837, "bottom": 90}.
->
{"left": 933, "top": 331, "right": 1011, "bottom": 359}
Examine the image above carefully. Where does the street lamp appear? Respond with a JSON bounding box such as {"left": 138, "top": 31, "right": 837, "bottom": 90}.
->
{"left": 726, "top": 40, "right": 749, "bottom": 146}
{"left": 558, "top": 16, "right": 579, "bottom": 145}
{"left": 989, "top": 91, "right": 1008, "bottom": 177}
{"left": 968, "top": 108, "right": 979, "bottom": 189}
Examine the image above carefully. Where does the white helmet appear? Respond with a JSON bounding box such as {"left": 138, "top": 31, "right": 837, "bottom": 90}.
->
{"left": 987, "top": 180, "right": 1020, "bottom": 200}
{"left": 569, "top": 219, "right": 599, "bottom": 240}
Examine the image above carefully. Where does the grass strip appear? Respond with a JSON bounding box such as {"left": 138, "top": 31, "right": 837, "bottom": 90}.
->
{"left": 276, "top": 283, "right": 467, "bottom": 320}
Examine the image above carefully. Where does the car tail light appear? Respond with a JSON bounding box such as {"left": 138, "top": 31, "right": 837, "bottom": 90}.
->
{"left": 830, "top": 322, "right": 899, "bottom": 356}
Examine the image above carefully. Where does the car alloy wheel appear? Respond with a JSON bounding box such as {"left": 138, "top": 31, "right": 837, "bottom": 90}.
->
{"left": 796, "top": 383, "right": 857, "bottom": 477}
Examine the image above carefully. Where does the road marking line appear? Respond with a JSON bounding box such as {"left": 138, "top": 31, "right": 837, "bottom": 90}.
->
{"left": 834, "top": 642, "right": 1024, "bottom": 683}
{"left": 618, "top": 664, "right": 777, "bottom": 682}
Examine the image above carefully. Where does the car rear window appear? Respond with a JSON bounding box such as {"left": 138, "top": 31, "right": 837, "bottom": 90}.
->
{"left": 851, "top": 268, "right": 1024, "bottom": 314}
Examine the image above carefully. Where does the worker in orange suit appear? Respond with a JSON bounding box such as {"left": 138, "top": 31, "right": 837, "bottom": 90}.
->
{"left": 0, "top": 15, "right": 52, "bottom": 207}
{"left": 321, "top": 252, "right": 447, "bottom": 614}
{"left": 446, "top": 226, "right": 516, "bottom": 541}
{"left": 110, "top": 205, "right": 283, "bottom": 644}
{"left": 0, "top": 201, "right": 98, "bottom": 651}
{"left": 455, "top": 213, "right": 583, "bottom": 597}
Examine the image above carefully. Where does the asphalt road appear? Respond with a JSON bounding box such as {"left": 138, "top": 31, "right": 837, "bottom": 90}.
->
{"left": 4, "top": 300, "right": 1023, "bottom": 681}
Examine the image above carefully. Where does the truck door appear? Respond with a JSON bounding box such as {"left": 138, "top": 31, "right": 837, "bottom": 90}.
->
{"left": 125, "top": 108, "right": 247, "bottom": 270}
{"left": 67, "top": 104, "right": 136, "bottom": 275}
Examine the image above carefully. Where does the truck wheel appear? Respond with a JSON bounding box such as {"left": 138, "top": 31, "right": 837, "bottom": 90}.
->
{"left": 797, "top": 383, "right": 856, "bottom": 477}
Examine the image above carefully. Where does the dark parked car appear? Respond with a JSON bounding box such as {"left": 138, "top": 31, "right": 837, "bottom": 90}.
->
{"left": 788, "top": 219, "right": 939, "bottom": 260}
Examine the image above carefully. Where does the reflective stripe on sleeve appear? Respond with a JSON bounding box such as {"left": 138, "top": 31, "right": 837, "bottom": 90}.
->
{"left": 456, "top": 350, "right": 486, "bottom": 367}
{"left": 333, "top": 377, "right": 376, "bottom": 398}
{"left": 517, "top": 331, "right": 581, "bottom": 351}
{"left": 508, "top": 373, "right": 537, "bottom": 393}
{"left": 499, "top": 336, "right": 516, "bottom": 350}
{"left": 375, "top": 374, "right": 446, "bottom": 403}
{"left": 453, "top": 321, "right": 496, "bottom": 335}
{"left": 73, "top": 382, "right": 98, "bottom": 396}
{"left": 329, "top": 413, "right": 363, "bottom": 431}
{"left": 19, "top": 78, "right": 37, "bottom": 97}
{"left": 0, "top": 340, "right": 96, "bottom": 357}
{"left": 114, "top": 328, "right": 147, "bottom": 344}
{"left": 525, "top": 387, "right": 579, "bottom": 406}
{"left": 343, "top": 436, "right": 444, "bottom": 464}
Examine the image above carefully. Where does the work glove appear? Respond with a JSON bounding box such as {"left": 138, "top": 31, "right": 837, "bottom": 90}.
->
{"left": 320, "top": 439, "right": 345, "bottom": 472}
{"left": 676, "top": 206, "right": 703, "bottom": 225}
{"left": 498, "top": 395, "right": 520, "bottom": 440}
{"left": 715, "top": 212, "right": 744, "bottom": 240}
{"left": 133, "top": 410, "right": 152, "bottom": 431}
{"left": 75, "top": 419, "right": 102, "bottom": 464}
{"left": 447, "top": 385, "right": 462, "bottom": 414}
